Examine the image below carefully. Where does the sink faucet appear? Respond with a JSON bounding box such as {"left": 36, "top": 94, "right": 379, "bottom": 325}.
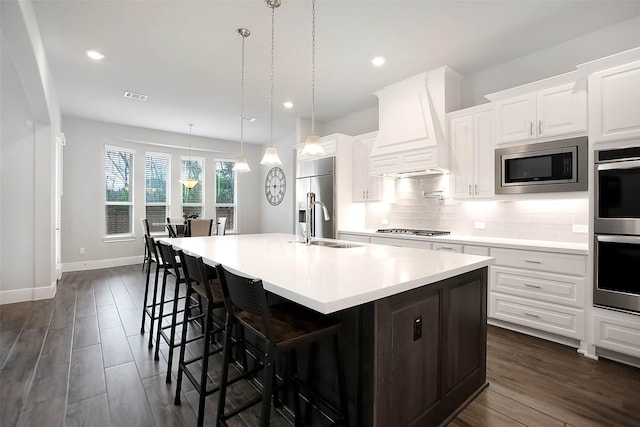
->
{"left": 305, "top": 192, "right": 330, "bottom": 245}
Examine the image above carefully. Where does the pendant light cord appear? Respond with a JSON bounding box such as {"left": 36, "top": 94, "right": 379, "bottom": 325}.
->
{"left": 310, "top": 0, "right": 316, "bottom": 134}
{"left": 240, "top": 31, "right": 246, "bottom": 155}
{"left": 269, "top": 4, "right": 275, "bottom": 145}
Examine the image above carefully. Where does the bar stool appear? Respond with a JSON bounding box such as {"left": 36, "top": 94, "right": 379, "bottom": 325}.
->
{"left": 215, "top": 263, "right": 349, "bottom": 427}
{"left": 154, "top": 240, "right": 193, "bottom": 383}
{"left": 173, "top": 251, "right": 227, "bottom": 427}
{"left": 140, "top": 234, "right": 160, "bottom": 337}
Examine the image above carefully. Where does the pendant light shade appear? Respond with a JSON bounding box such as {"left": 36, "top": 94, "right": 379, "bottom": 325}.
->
{"left": 261, "top": 0, "right": 283, "bottom": 166}
{"left": 233, "top": 28, "right": 251, "bottom": 173}
{"left": 180, "top": 123, "right": 200, "bottom": 188}
{"left": 260, "top": 146, "right": 282, "bottom": 165}
{"left": 301, "top": 0, "right": 325, "bottom": 157}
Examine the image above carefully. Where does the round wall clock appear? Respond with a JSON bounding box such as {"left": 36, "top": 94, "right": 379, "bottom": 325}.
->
{"left": 265, "top": 166, "right": 286, "bottom": 206}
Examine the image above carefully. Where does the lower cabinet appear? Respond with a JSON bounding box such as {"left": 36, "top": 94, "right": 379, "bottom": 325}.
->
{"left": 593, "top": 310, "right": 640, "bottom": 359}
{"left": 370, "top": 236, "right": 433, "bottom": 250}
{"left": 337, "top": 232, "right": 370, "bottom": 244}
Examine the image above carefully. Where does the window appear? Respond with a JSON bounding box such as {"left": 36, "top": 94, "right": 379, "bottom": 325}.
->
{"left": 216, "top": 160, "right": 236, "bottom": 230}
{"left": 105, "top": 146, "right": 134, "bottom": 236}
{"left": 145, "top": 153, "right": 171, "bottom": 233}
{"left": 182, "top": 156, "right": 204, "bottom": 218}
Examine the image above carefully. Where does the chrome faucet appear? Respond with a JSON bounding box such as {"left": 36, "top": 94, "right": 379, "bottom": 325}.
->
{"left": 305, "top": 192, "right": 330, "bottom": 245}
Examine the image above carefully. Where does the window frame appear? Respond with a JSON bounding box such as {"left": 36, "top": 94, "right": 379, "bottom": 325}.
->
{"left": 145, "top": 151, "right": 171, "bottom": 234}
{"left": 104, "top": 145, "right": 135, "bottom": 239}
{"left": 215, "top": 158, "right": 237, "bottom": 232}
{"left": 181, "top": 155, "right": 205, "bottom": 219}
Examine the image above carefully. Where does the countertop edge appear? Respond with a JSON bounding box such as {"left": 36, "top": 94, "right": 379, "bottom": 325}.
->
{"left": 338, "top": 230, "right": 589, "bottom": 255}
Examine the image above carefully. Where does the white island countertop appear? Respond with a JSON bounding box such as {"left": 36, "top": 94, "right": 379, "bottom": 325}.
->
{"left": 161, "top": 233, "right": 493, "bottom": 314}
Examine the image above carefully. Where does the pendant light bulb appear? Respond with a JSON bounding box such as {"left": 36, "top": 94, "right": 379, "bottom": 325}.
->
{"left": 261, "top": 0, "right": 283, "bottom": 166}
{"left": 301, "top": 0, "right": 325, "bottom": 157}
{"left": 233, "top": 28, "right": 251, "bottom": 173}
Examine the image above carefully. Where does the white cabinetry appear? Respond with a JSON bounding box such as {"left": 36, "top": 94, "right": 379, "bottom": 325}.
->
{"left": 337, "top": 232, "right": 370, "bottom": 244}
{"left": 432, "top": 242, "right": 463, "bottom": 253}
{"left": 494, "top": 81, "right": 587, "bottom": 144}
{"left": 588, "top": 60, "right": 640, "bottom": 143}
{"left": 352, "top": 132, "right": 382, "bottom": 202}
{"left": 449, "top": 105, "right": 495, "bottom": 199}
{"left": 489, "top": 247, "right": 587, "bottom": 340}
{"left": 593, "top": 309, "right": 640, "bottom": 359}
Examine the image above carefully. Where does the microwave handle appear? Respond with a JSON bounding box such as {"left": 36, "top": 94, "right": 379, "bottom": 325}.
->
{"left": 597, "top": 235, "right": 640, "bottom": 244}
{"left": 597, "top": 160, "right": 640, "bottom": 171}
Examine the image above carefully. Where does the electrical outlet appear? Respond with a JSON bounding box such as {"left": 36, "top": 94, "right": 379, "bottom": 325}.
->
{"left": 381, "top": 218, "right": 389, "bottom": 225}
{"left": 572, "top": 224, "right": 588, "bottom": 233}
{"left": 474, "top": 221, "right": 486, "bottom": 230}
{"left": 79, "top": 247, "right": 85, "bottom": 255}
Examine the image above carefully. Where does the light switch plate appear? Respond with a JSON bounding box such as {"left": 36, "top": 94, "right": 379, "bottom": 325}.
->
{"left": 572, "top": 224, "right": 588, "bottom": 233}
{"left": 474, "top": 221, "right": 485, "bottom": 230}
{"left": 382, "top": 218, "right": 389, "bottom": 225}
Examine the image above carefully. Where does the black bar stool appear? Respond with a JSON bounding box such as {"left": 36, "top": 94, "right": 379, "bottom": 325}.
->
{"left": 140, "top": 234, "right": 161, "bottom": 339}
{"left": 215, "top": 263, "right": 349, "bottom": 427}
{"left": 173, "top": 250, "right": 227, "bottom": 427}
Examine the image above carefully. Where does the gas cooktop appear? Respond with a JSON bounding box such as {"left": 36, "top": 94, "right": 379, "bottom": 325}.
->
{"left": 376, "top": 228, "right": 450, "bottom": 237}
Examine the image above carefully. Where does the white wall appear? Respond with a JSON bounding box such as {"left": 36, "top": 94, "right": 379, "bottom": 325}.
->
{"left": 61, "top": 116, "right": 262, "bottom": 269}
{"left": 1, "top": 0, "right": 60, "bottom": 304}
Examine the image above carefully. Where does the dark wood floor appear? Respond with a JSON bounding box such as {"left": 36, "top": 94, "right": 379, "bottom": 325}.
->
{"left": 1, "top": 265, "right": 639, "bottom": 427}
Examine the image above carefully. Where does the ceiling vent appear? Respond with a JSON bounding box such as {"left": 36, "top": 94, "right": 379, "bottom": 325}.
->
{"left": 123, "top": 91, "right": 148, "bottom": 101}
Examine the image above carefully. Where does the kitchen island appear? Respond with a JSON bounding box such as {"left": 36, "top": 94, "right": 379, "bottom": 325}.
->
{"left": 162, "top": 233, "right": 493, "bottom": 426}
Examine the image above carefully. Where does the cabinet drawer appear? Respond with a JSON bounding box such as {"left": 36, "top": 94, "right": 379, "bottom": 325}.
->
{"left": 490, "top": 247, "right": 586, "bottom": 276}
{"left": 432, "top": 242, "right": 463, "bottom": 253}
{"left": 490, "top": 266, "right": 585, "bottom": 308}
{"left": 464, "top": 245, "right": 490, "bottom": 256}
{"left": 593, "top": 313, "right": 640, "bottom": 359}
{"left": 338, "top": 233, "right": 370, "bottom": 244}
{"left": 370, "top": 236, "right": 433, "bottom": 250}
{"left": 490, "top": 293, "right": 585, "bottom": 339}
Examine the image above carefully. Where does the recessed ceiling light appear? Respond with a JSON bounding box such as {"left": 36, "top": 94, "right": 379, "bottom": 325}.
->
{"left": 123, "top": 91, "right": 148, "bottom": 101}
{"left": 283, "top": 101, "right": 294, "bottom": 109}
{"left": 372, "top": 56, "right": 386, "bottom": 67}
{"left": 86, "top": 50, "right": 105, "bottom": 60}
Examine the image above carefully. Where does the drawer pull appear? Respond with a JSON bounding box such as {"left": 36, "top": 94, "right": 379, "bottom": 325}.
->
{"left": 524, "top": 283, "right": 542, "bottom": 289}
{"left": 524, "top": 312, "right": 540, "bottom": 319}
{"left": 439, "top": 247, "right": 455, "bottom": 251}
{"left": 524, "top": 259, "right": 542, "bottom": 264}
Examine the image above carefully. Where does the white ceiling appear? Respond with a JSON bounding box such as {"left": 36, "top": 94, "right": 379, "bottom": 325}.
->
{"left": 32, "top": 0, "right": 640, "bottom": 145}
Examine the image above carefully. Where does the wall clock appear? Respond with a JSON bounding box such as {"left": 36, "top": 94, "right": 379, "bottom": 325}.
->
{"left": 265, "top": 166, "right": 286, "bottom": 206}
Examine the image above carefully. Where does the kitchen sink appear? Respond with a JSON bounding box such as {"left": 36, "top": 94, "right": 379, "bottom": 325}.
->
{"left": 308, "top": 241, "right": 362, "bottom": 249}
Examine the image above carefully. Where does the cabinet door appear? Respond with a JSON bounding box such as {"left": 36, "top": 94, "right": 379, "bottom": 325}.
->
{"left": 473, "top": 110, "right": 495, "bottom": 198}
{"left": 352, "top": 140, "right": 369, "bottom": 202}
{"left": 450, "top": 115, "right": 474, "bottom": 199}
{"left": 589, "top": 60, "right": 640, "bottom": 143}
{"left": 537, "top": 82, "right": 587, "bottom": 138}
{"left": 495, "top": 93, "right": 536, "bottom": 144}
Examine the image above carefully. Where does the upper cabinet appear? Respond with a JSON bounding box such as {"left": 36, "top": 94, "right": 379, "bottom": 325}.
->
{"left": 588, "top": 60, "right": 640, "bottom": 144}
{"left": 449, "top": 104, "right": 495, "bottom": 199}
{"left": 352, "top": 131, "right": 382, "bottom": 202}
{"left": 494, "top": 81, "right": 587, "bottom": 145}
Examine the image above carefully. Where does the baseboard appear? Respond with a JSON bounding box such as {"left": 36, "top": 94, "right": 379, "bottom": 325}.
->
{"left": 0, "top": 280, "right": 57, "bottom": 305}
{"left": 62, "top": 255, "right": 143, "bottom": 273}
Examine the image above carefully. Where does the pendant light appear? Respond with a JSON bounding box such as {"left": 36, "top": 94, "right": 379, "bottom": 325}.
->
{"left": 233, "top": 28, "right": 251, "bottom": 173}
{"left": 180, "top": 123, "right": 200, "bottom": 189}
{"left": 260, "top": 0, "right": 283, "bottom": 166}
{"left": 301, "top": 0, "right": 325, "bottom": 157}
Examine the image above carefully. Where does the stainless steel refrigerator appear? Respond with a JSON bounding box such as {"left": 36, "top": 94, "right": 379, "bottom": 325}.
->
{"left": 296, "top": 156, "right": 335, "bottom": 239}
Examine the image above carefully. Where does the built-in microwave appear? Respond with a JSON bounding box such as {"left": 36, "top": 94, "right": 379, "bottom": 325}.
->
{"left": 495, "top": 137, "right": 588, "bottom": 194}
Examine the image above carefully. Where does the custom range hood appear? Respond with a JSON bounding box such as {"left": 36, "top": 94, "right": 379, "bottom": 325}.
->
{"left": 370, "top": 66, "right": 462, "bottom": 176}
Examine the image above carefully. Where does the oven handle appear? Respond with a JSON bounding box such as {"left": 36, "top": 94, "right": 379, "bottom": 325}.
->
{"left": 597, "top": 159, "right": 640, "bottom": 171}
{"left": 597, "top": 234, "right": 640, "bottom": 244}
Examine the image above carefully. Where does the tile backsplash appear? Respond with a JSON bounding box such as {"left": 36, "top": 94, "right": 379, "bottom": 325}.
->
{"left": 365, "top": 175, "right": 589, "bottom": 244}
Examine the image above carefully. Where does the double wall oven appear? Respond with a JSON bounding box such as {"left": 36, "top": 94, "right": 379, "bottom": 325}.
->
{"left": 594, "top": 146, "right": 640, "bottom": 314}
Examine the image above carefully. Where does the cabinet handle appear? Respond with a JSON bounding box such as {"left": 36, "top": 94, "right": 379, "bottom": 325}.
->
{"left": 475, "top": 184, "right": 478, "bottom": 195}
{"left": 529, "top": 122, "right": 534, "bottom": 136}
{"left": 524, "top": 259, "right": 542, "bottom": 264}
{"left": 538, "top": 120, "right": 542, "bottom": 135}
{"left": 524, "top": 312, "right": 540, "bottom": 319}
{"left": 362, "top": 190, "right": 365, "bottom": 199}
{"left": 438, "top": 246, "right": 455, "bottom": 251}
{"left": 524, "top": 283, "right": 542, "bottom": 289}
{"left": 366, "top": 190, "right": 369, "bottom": 199}
{"left": 468, "top": 184, "right": 472, "bottom": 195}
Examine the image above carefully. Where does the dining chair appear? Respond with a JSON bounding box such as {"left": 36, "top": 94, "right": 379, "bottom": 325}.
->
{"left": 166, "top": 217, "right": 186, "bottom": 238}
{"left": 141, "top": 218, "right": 151, "bottom": 270}
{"left": 188, "top": 218, "right": 213, "bottom": 237}
{"left": 216, "top": 217, "right": 228, "bottom": 236}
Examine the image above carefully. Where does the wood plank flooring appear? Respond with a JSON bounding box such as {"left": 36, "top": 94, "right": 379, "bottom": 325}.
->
{"left": 1, "top": 264, "right": 639, "bottom": 426}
